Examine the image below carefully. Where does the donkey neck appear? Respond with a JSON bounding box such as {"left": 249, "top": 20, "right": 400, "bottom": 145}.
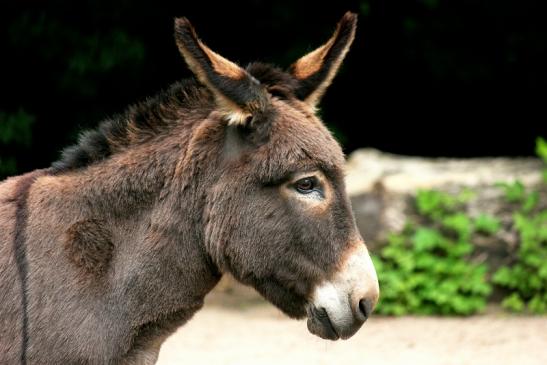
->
{"left": 22, "top": 135, "right": 222, "bottom": 360}
{"left": 47, "top": 114, "right": 224, "bottom": 242}
{"left": 37, "top": 116, "right": 223, "bottom": 316}
{"left": 47, "top": 80, "right": 219, "bottom": 219}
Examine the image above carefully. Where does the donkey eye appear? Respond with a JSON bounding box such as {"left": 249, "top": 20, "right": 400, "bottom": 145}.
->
{"left": 294, "top": 177, "right": 317, "bottom": 194}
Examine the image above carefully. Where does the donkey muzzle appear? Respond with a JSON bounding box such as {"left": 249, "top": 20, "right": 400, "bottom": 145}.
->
{"left": 307, "top": 243, "right": 379, "bottom": 340}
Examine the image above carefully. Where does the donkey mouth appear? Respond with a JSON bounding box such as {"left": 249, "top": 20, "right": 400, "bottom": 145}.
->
{"left": 306, "top": 306, "right": 340, "bottom": 340}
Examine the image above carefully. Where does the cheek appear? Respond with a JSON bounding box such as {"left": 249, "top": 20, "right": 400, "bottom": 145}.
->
{"left": 284, "top": 191, "right": 350, "bottom": 249}
{"left": 212, "top": 193, "right": 294, "bottom": 276}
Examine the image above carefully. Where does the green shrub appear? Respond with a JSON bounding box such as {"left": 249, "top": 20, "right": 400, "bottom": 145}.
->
{"left": 374, "top": 137, "right": 547, "bottom": 316}
{"left": 493, "top": 138, "right": 547, "bottom": 313}
{"left": 492, "top": 211, "right": 547, "bottom": 313}
{"left": 373, "top": 189, "right": 492, "bottom": 316}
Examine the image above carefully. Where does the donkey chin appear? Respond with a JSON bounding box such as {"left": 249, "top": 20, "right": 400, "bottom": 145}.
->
{"left": 306, "top": 244, "right": 379, "bottom": 340}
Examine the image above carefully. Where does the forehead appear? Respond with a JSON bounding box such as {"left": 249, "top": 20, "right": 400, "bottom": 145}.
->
{"left": 252, "top": 98, "right": 346, "bottom": 180}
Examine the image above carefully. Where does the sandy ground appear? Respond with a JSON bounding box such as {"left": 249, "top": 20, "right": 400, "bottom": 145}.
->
{"left": 156, "top": 285, "right": 547, "bottom": 365}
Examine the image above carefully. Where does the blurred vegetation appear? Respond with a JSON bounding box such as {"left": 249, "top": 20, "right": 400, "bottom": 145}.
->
{"left": 374, "top": 137, "right": 547, "bottom": 315}
{"left": 372, "top": 189, "right": 492, "bottom": 315}
{"left": 493, "top": 137, "right": 547, "bottom": 314}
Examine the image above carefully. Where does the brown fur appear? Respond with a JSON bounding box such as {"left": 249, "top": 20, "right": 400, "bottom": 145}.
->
{"left": 0, "top": 13, "right": 365, "bottom": 364}
{"left": 64, "top": 220, "right": 113, "bottom": 277}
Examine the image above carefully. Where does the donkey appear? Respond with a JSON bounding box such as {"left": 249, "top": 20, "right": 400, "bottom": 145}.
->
{"left": 0, "top": 12, "right": 379, "bottom": 364}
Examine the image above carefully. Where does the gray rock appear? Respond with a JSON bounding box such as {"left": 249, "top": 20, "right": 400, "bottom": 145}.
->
{"left": 347, "top": 149, "right": 545, "bottom": 270}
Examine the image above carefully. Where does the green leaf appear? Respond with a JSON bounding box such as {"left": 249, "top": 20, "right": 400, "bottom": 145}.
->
{"left": 416, "top": 189, "right": 457, "bottom": 218}
{"left": 528, "top": 294, "right": 547, "bottom": 314}
{"left": 414, "top": 252, "right": 436, "bottom": 269}
{"left": 493, "top": 266, "right": 513, "bottom": 286}
{"left": 442, "top": 213, "right": 471, "bottom": 240}
{"left": 457, "top": 188, "right": 476, "bottom": 203}
{"left": 523, "top": 254, "right": 542, "bottom": 268}
{"left": 496, "top": 180, "right": 526, "bottom": 203}
{"left": 412, "top": 228, "right": 443, "bottom": 251}
{"left": 449, "top": 241, "right": 473, "bottom": 257}
{"left": 501, "top": 293, "right": 525, "bottom": 312}
{"left": 538, "top": 263, "right": 547, "bottom": 279}
{"left": 522, "top": 191, "right": 539, "bottom": 213}
{"left": 474, "top": 214, "right": 501, "bottom": 235}
{"left": 528, "top": 275, "right": 543, "bottom": 290}
{"left": 386, "top": 232, "right": 406, "bottom": 247}
{"left": 535, "top": 136, "right": 547, "bottom": 163}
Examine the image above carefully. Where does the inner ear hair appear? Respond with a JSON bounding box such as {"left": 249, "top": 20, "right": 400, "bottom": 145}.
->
{"left": 290, "top": 12, "right": 358, "bottom": 108}
{"left": 174, "top": 17, "right": 269, "bottom": 125}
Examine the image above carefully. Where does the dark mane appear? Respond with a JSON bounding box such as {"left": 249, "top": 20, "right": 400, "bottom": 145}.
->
{"left": 50, "top": 79, "right": 211, "bottom": 173}
{"left": 51, "top": 64, "right": 297, "bottom": 173}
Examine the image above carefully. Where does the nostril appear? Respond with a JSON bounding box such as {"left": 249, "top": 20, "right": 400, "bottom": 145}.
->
{"left": 358, "top": 299, "right": 373, "bottom": 321}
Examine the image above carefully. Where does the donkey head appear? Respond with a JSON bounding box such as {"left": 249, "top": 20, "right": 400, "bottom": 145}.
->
{"left": 174, "top": 12, "right": 379, "bottom": 340}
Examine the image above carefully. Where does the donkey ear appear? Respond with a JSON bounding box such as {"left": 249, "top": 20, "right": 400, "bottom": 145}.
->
{"left": 174, "top": 17, "right": 268, "bottom": 125}
{"left": 289, "top": 12, "right": 357, "bottom": 108}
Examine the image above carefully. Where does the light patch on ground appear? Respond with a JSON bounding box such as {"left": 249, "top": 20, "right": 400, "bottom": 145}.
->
{"left": 157, "top": 303, "right": 547, "bottom": 365}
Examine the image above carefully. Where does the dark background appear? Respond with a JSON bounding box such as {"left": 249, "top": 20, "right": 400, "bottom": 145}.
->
{"left": 1, "top": 0, "right": 545, "bottom": 179}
